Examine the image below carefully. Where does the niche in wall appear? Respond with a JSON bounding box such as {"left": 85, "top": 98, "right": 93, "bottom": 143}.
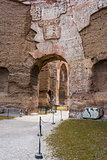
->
{"left": 92, "top": 59, "right": 107, "bottom": 92}
{"left": 0, "top": 67, "right": 9, "bottom": 93}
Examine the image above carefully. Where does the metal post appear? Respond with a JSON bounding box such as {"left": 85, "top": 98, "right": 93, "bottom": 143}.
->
{"left": 7, "top": 109, "right": 9, "bottom": 119}
{"left": 52, "top": 111, "right": 55, "bottom": 125}
{"left": 20, "top": 109, "right": 22, "bottom": 117}
{"left": 39, "top": 117, "right": 43, "bottom": 136}
{"left": 39, "top": 136, "right": 41, "bottom": 154}
{"left": 60, "top": 110, "right": 63, "bottom": 121}
{"left": 37, "top": 117, "right": 43, "bottom": 136}
{"left": 35, "top": 117, "right": 43, "bottom": 159}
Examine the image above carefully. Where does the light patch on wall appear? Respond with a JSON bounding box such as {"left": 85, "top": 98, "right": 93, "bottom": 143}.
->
{"left": 41, "top": 7, "right": 59, "bottom": 20}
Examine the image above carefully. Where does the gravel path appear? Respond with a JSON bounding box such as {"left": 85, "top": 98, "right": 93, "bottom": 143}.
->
{"left": 0, "top": 111, "right": 69, "bottom": 160}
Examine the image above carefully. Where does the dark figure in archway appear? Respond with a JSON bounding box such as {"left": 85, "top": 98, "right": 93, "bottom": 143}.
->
{"left": 48, "top": 90, "right": 56, "bottom": 110}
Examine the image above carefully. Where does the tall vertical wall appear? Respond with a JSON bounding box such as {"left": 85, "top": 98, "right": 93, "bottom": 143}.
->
{"left": 0, "top": 0, "right": 36, "bottom": 111}
{"left": 0, "top": 0, "right": 107, "bottom": 114}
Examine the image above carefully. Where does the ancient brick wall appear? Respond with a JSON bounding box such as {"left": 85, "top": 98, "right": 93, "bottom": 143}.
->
{"left": 0, "top": 0, "right": 36, "bottom": 111}
{"left": 80, "top": 7, "right": 107, "bottom": 60}
{"left": 76, "top": 7, "right": 107, "bottom": 115}
{"left": 0, "top": 0, "right": 107, "bottom": 115}
{"left": 39, "top": 64, "right": 50, "bottom": 106}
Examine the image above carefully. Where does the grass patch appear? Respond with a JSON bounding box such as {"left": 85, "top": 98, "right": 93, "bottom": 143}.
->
{"left": 0, "top": 116, "right": 15, "bottom": 120}
{"left": 47, "top": 119, "right": 107, "bottom": 160}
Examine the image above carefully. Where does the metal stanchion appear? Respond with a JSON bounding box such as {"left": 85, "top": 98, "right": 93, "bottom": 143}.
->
{"left": 52, "top": 111, "right": 55, "bottom": 125}
{"left": 37, "top": 117, "right": 43, "bottom": 136}
{"left": 35, "top": 117, "right": 43, "bottom": 159}
{"left": 7, "top": 109, "right": 9, "bottom": 119}
{"left": 35, "top": 137, "right": 43, "bottom": 159}
{"left": 20, "top": 109, "right": 23, "bottom": 117}
{"left": 60, "top": 110, "right": 63, "bottom": 121}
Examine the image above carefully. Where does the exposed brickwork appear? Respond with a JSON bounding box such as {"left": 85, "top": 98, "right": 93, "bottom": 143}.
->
{"left": 38, "top": 61, "right": 69, "bottom": 106}
{"left": 80, "top": 7, "right": 107, "bottom": 60}
{"left": 0, "top": 0, "right": 106, "bottom": 117}
{"left": 0, "top": 0, "right": 36, "bottom": 111}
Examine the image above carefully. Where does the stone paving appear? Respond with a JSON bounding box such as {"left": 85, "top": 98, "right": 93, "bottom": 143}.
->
{"left": 0, "top": 111, "right": 69, "bottom": 160}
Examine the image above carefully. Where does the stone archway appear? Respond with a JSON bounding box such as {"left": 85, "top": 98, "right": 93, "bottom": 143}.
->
{"left": 30, "top": 54, "right": 68, "bottom": 112}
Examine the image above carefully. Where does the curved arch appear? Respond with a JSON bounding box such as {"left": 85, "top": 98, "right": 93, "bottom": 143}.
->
{"left": 32, "top": 54, "right": 67, "bottom": 70}
{"left": 29, "top": 54, "right": 67, "bottom": 111}
{"left": 30, "top": 54, "right": 67, "bottom": 87}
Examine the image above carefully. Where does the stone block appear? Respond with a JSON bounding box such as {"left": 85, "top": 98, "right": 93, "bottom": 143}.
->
{"left": 30, "top": 5, "right": 41, "bottom": 21}
{"left": 43, "top": 24, "right": 61, "bottom": 40}
{"left": 59, "top": 0, "right": 67, "bottom": 15}
{"left": 82, "top": 107, "right": 103, "bottom": 119}
{"left": 69, "top": 110, "right": 82, "bottom": 119}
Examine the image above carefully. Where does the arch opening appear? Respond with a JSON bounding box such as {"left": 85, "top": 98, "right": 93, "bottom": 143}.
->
{"left": 0, "top": 67, "right": 9, "bottom": 93}
{"left": 34, "top": 54, "right": 66, "bottom": 70}
{"left": 30, "top": 54, "right": 69, "bottom": 112}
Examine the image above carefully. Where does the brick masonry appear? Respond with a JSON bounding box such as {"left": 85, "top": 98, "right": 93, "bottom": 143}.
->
{"left": 0, "top": 0, "right": 107, "bottom": 117}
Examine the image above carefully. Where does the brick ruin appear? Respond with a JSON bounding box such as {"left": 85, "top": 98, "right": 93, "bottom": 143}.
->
{"left": 0, "top": 0, "right": 107, "bottom": 118}
{"left": 38, "top": 61, "right": 69, "bottom": 107}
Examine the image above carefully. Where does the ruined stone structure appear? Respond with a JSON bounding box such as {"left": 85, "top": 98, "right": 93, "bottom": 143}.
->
{"left": 39, "top": 61, "right": 69, "bottom": 106}
{"left": 0, "top": 0, "right": 107, "bottom": 118}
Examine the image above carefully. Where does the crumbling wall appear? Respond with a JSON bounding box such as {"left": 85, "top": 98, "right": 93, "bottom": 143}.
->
{"left": 80, "top": 7, "right": 107, "bottom": 60}
{"left": 70, "top": 8, "right": 107, "bottom": 116}
{"left": 0, "top": 0, "right": 107, "bottom": 114}
{"left": 39, "top": 64, "right": 50, "bottom": 106}
{"left": 0, "top": 0, "right": 36, "bottom": 111}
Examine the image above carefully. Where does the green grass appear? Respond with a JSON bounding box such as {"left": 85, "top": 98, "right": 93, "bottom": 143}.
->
{"left": 47, "top": 119, "right": 107, "bottom": 160}
{"left": 0, "top": 116, "right": 15, "bottom": 120}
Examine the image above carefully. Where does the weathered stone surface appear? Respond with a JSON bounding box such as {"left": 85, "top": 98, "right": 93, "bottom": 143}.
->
{"left": 43, "top": 24, "right": 61, "bottom": 40}
{"left": 92, "top": 60, "right": 107, "bottom": 92}
{"left": 0, "top": 0, "right": 107, "bottom": 117}
{"left": 59, "top": 0, "right": 67, "bottom": 15}
{"left": 69, "top": 59, "right": 93, "bottom": 94}
{"left": 80, "top": 7, "right": 107, "bottom": 60}
{"left": 82, "top": 107, "right": 103, "bottom": 119}
{"left": 38, "top": 61, "right": 69, "bottom": 106}
{"left": 0, "top": 0, "right": 36, "bottom": 112}
{"left": 30, "top": 5, "right": 41, "bottom": 21}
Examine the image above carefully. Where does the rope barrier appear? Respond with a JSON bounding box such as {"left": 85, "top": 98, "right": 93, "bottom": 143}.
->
{"left": 41, "top": 115, "right": 52, "bottom": 124}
